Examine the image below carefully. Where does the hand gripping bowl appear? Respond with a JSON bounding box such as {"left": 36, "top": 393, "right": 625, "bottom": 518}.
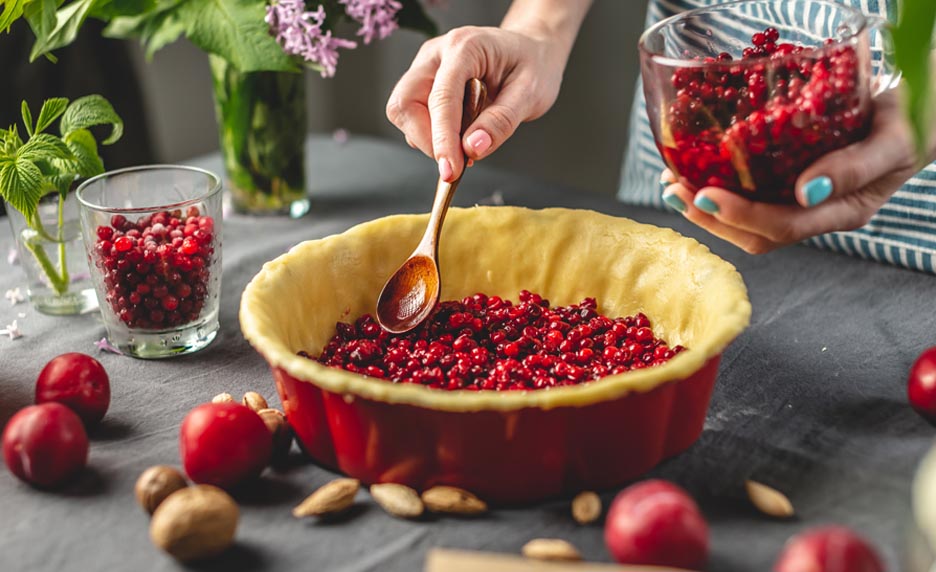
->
{"left": 240, "top": 207, "right": 751, "bottom": 504}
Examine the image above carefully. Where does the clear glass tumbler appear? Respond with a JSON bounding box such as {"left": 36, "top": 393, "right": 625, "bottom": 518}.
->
{"left": 76, "top": 166, "right": 223, "bottom": 358}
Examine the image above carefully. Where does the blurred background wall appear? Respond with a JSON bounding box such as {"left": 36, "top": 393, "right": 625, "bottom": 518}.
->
{"left": 5, "top": 1, "right": 648, "bottom": 196}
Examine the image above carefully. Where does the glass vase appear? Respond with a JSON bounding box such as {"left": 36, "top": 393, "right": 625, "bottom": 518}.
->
{"left": 6, "top": 193, "right": 97, "bottom": 315}
{"left": 209, "top": 55, "right": 309, "bottom": 218}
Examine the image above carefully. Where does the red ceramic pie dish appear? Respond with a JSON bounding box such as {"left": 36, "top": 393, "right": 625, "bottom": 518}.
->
{"left": 239, "top": 207, "right": 751, "bottom": 504}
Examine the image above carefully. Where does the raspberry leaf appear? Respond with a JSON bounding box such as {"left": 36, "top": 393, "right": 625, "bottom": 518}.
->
{"left": 60, "top": 95, "right": 124, "bottom": 145}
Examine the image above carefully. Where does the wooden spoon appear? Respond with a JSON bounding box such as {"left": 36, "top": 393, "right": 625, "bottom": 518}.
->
{"left": 376, "top": 78, "right": 487, "bottom": 334}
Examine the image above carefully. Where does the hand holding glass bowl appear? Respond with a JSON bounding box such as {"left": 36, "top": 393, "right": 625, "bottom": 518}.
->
{"left": 76, "top": 166, "right": 223, "bottom": 359}
{"left": 641, "top": 0, "right": 923, "bottom": 254}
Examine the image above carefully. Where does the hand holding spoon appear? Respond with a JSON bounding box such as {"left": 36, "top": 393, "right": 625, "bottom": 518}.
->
{"left": 376, "top": 78, "right": 487, "bottom": 334}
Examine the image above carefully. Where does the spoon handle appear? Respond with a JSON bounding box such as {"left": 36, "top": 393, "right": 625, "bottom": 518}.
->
{"left": 420, "top": 78, "right": 487, "bottom": 253}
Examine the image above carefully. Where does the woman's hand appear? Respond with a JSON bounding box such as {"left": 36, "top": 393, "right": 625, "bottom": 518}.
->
{"left": 661, "top": 92, "right": 932, "bottom": 254}
{"left": 386, "top": 0, "right": 592, "bottom": 182}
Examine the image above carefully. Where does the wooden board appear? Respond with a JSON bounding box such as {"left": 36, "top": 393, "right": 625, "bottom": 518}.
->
{"left": 425, "top": 549, "right": 693, "bottom": 572}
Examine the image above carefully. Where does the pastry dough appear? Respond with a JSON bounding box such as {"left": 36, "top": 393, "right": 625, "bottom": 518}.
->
{"left": 240, "top": 207, "right": 751, "bottom": 411}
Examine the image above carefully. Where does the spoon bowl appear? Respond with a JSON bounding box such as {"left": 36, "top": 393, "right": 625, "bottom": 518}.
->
{"left": 376, "top": 78, "right": 487, "bottom": 333}
{"left": 376, "top": 255, "right": 439, "bottom": 334}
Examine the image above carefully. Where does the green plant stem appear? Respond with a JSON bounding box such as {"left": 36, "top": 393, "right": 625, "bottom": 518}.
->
{"left": 56, "top": 193, "right": 69, "bottom": 288}
{"left": 22, "top": 240, "right": 69, "bottom": 295}
{"left": 24, "top": 200, "right": 69, "bottom": 296}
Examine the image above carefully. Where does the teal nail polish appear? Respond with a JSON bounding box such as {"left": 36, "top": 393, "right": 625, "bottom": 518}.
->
{"left": 662, "top": 192, "right": 687, "bottom": 213}
{"left": 693, "top": 194, "right": 719, "bottom": 214}
{"left": 659, "top": 180, "right": 670, "bottom": 193}
{"left": 803, "top": 176, "right": 833, "bottom": 206}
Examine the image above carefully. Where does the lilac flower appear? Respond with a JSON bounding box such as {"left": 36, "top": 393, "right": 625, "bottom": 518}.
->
{"left": 94, "top": 337, "right": 124, "bottom": 355}
{"left": 4, "top": 288, "right": 24, "bottom": 306}
{"left": 1, "top": 320, "right": 22, "bottom": 340}
{"left": 266, "top": 1, "right": 357, "bottom": 78}
{"left": 339, "top": 0, "right": 402, "bottom": 45}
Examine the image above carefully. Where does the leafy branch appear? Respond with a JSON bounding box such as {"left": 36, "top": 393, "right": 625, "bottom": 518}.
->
{"left": 2, "top": 0, "right": 437, "bottom": 73}
{"left": 0, "top": 95, "right": 122, "bottom": 295}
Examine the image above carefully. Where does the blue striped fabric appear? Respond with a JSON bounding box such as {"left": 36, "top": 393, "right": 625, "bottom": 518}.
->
{"left": 620, "top": 0, "right": 936, "bottom": 273}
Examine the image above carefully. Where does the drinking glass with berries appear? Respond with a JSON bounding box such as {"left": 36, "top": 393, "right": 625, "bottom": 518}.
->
{"left": 76, "top": 166, "right": 223, "bottom": 358}
{"left": 642, "top": 0, "right": 932, "bottom": 254}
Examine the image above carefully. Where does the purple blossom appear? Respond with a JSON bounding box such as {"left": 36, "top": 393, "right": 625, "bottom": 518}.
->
{"left": 339, "top": 0, "right": 402, "bottom": 45}
{"left": 94, "top": 337, "right": 123, "bottom": 355}
{"left": 266, "top": 1, "right": 357, "bottom": 78}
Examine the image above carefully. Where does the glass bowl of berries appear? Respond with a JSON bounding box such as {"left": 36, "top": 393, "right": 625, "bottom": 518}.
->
{"left": 77, "top": 166, "right": 222, "bottom": 358}
{"left": 639, "top": 0, "right": 898, "bottom": 204}
{"left": 240, "top": 207, "right": 751, "bottom": 504}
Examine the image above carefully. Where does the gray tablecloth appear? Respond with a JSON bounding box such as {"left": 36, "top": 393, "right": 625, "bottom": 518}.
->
{"left": 2, "top": 135, "right": 935, "bottom": 572}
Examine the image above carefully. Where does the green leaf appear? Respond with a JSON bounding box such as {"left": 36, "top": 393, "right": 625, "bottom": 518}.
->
{"left": 177, "top": 0, "right": 298, "bottom": 73}
{"left": 0, "top": 158, "right": 45, "bottom": 220}
{"left": 24, "top": 0, "right": 59, "bottom": 38}
{"left": 29, "top": 0, "right": 100, "bottom": 62}
{"left": 1, "top": 125, "right": 24, "bottom": 155}
{"left": 396, "top": 0, "right": 437, "bottom": 38}
{"left": 21, "top": 101, "right": 34, "bottom": 138}
{"left": 89, "top": 0, "right": 154, "bottom": 19}
{"left": 60, "top": 94, "right": 123, "bottom": 144}
{"left": 62, "top": 128, "right": 103, "bottom": 177}
{"left": 33, "top": 97, "right": 68, "bottom": 134}
{"left": 0, "top": 0, "right": 30, "bottom": 34}
{"left": 18, "top": 133, "right": 73, "bottom": 161}
{"left": 107, "top": 4, "right": 186, "bottom": 59}
{"left": 47, "top": 172, "right": 77, "bottom": 196}
{"left": 893, "top": 0, "right": 936, "bottom": 162}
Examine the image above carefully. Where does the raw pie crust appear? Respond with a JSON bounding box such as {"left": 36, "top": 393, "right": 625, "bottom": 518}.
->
{"left": 240, "top": 206, "right": 751, "bottom": 412}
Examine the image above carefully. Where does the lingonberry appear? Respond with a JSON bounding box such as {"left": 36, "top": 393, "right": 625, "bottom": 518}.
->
{"left": 304, "top": 292, "right": 685, "bottom": 391}
{"left": 92, "top": 207, "right": 215, "bottom": 329}
{"left": 660, "top": 26, "right": 869, "bottom": 203}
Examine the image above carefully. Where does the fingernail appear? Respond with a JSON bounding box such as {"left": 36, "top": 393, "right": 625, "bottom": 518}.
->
{"left": 662, "top": 192, "right": 687, "bottom": 213}
{"left": 693, "top": 194, "right": 720, "bottom": 214}
{"left": 659, "top": 180, "right": 670, "bottom": 193}
{"left": 438, "top": 157, "right": 453, "bottom": 181}
{"left": 466, "top": 130, "right": 492, "bottom": 155}
{"left": 803, "top": 176, "right": 833, "bottom": 207}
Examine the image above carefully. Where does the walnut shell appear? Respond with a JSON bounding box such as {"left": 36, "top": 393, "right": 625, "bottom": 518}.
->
{"left": 135, "top": 465, "right": 188, "bottom": 515}
{"left": 150, "top": 485, "right": 238, "bottom": 562}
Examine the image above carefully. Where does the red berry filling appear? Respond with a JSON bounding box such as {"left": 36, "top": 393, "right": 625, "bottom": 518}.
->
{"left": 660, "top": 27, "right": 869, "bottom": 203}
{"left": 302, "top": 291, "right": 686, "bottom": 391}
{"left": 91, "top": 206, "right": 215, "bottom": 330}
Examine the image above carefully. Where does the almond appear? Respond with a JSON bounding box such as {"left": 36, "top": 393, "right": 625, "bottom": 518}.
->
{"left": 370, "top": 483, "right": 424, "bottom": 519}
{"left": 257, "top": 408, "right": 293, "bottom": 465}
{"left": 241, "top": 391, "right": 268, "bottom": 412}
{"left": 745, "top": 480, "right": 794, "bottom": 519}
{"left": 571, "top": 491, "right": 602, "bottom": 524}
{"left": 293, "top": 478, "right": 360, "bottom": 517}
{"left": 521, "top": 538, "right": 582, "bottom": 562}
{"left": 421, "top": 486, "right": 487, "bottom": 515}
